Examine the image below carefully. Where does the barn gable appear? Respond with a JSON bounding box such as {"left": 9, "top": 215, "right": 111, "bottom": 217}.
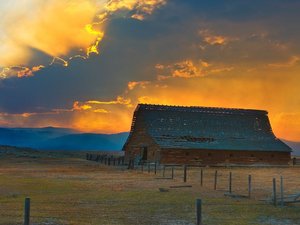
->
{"left": 123, "top": 104, "right": 291, "bottom": 153}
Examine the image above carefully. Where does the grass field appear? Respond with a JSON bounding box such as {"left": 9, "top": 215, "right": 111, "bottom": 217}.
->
{"left": 0, "top": 151, "right": 299, "bottom": 225}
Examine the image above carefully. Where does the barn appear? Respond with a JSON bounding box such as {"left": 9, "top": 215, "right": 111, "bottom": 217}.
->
{"left": 123, "top": 104, "right": 292, "bottom": 165}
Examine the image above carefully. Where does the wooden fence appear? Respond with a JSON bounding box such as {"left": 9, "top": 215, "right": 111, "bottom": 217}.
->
{"left": 8, "top": 153, "right": 299, "bottom": 224}
{"left": 86, "top": 153, "right": 300, "bottom": 206}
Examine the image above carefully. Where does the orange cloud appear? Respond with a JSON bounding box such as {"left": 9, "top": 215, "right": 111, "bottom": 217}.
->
{"left": 199, "top": 29, "right": 237, "bottom": 45}
{"left": 0, "top": 65, "right": 45, "bottom": 79}
{"left": 155, "top": 59, "right": 230, "bottom": 80}
{"left": 105, "top": 0, "right": 166, "bottom": 19}
{"left": 0, "top": 1, "right": 101, "bottom": 66}
{"left": 268, "top": 56, "right": 300, "bottom": 68}
{"left": 0, "top": 0, "right": 166, "bottom": 78}
{"left": 86, "top": 96, "right": 132, "bottom": 106}
{"left": 156, "top": 60, "right": 204, "bottom": 80}
{"left": 127, "top": 81, "right": 150, "bottom": 90}
{"left": 73, "top": 101, "right": 92, "bottom": 111}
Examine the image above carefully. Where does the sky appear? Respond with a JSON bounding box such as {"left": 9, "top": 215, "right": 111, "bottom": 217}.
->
{"left": 0, "top": 0, "right": 300, "bottom": 141}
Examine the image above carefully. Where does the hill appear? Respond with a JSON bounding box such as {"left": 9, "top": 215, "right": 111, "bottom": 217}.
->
{"left": 42, "top": 132, "right": 129, "bottom": 150}
{"left": 283, "top": 140, "right": 300, "bottom": 156}
{"left": 0, "top": 127, "right": 129, "bottom": 151}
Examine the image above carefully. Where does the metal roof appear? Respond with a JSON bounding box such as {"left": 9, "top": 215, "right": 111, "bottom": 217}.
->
{"left": 128, "top": 104, "right": 291, "bottom": 152}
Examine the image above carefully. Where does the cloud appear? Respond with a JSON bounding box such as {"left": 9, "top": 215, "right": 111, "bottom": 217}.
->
{"left": 199, "top": 29, "right": 237, "bottom": 46}
{"left": 106, "top": 0, "right": 166, "bottom": 20}
{"left": 156, "top": 60, "right": 204, "bottom": 79}
{"left": 156, "top": 60, "right": 233, "bottom": 80}
{"left": 127, "top": 81, "right": 150, "bottom": 90}
{"left": 86, "top": 96, "right": 132, "bottom": 106}
{"left": 0, "top": 97, "right": 133, "bottom": 133}
{"left": 268, "top": 56, "right": 300, "bottom": 68}
{"left": 73, "top": 101, "right": 92, "bottom": 111}
{"left": 0, "top": 1, "right": 101, "bottom": 64}
{"left": 0, "top": 0, "right": 166, "bottom": 78}
{"left": 0, "top": 65, "right": 45, "bottom": 79}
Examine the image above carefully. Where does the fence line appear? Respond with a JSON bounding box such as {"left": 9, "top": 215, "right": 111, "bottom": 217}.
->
{"left": 86, "top": 153, "right": 300, "bottom": 207}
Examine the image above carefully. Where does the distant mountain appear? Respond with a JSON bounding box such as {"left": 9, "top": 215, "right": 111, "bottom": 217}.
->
{"left": 41, "top": 133, "right": 129, "bottom": 150}
{"left": 283, "top": 140, "right": 300, "bottom": 156}
{"left": 0, "top": 127, "right": 129, "bottom": 151}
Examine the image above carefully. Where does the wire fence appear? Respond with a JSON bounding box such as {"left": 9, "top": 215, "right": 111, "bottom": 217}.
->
{"left": 0, "top": 154, "right": 299, "bottom": 225}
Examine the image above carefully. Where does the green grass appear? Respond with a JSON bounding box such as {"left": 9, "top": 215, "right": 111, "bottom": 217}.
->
{"left": 0, "top": 154, "right": 299, "bottom": 225}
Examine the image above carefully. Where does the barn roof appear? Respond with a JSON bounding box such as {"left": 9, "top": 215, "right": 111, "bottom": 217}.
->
{"left": 124, "top": 104, "right": 291, "bottom": 152}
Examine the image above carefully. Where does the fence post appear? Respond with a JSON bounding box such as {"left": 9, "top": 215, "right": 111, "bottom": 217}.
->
{"left": 229, "top": 172, "right": 232, "bottom": 193}
{"left": 148, "top": 162, "right": 151, "bottom": 173}
{"left": 24, "top": 197, "right": 30, "bottom": 225}
{"left": 183, "top": 165, "right": 187, "bottom": 182}
{"left": 171, "top": 167, "right": 174, "bottom": 179}
{"left": 214, "top": 170, "right": 218, "bottom": 190}
{"left": 196, "top": 199, "right": 202, "bottom": 225}
{"left": 141, "top": 163, "right": 144, "bottom": 172}
{"left": 200, "top": 169, "right": 203, "bottom": 187}
{"left": 248, "top": 175, "right": 252, "bottom": 198}
{"left": 273, "top": 178, "right": 277, "bottom": 206}
{"left": 154, "top": 162, "right": 157, "bottom": 175}
{"left": 108, "top": 158, "right": 111, "bottom": 166}
{"left": 113, "top": 158, "right": 116, "bottom": 166}
{"left": 280, "top": 176, "right": 284, "bottom": 207}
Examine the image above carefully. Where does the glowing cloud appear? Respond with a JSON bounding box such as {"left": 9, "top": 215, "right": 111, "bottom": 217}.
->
{"left": 105, "top": 0, "right": 166, "bottom": 20}
{"left": 0, "top": 1, "right": 100, "bottom": 63}
{"left": 268, "top": 56, "right": 300, "bottom": 68}
{"left": 0, "top": 0, "right": 166, "bottom": 78}
{"left": 156, "top": 60, "right": 223, "bottom": 80}
{"left": 199, "top": 29, "right": 236, "bottom": 45}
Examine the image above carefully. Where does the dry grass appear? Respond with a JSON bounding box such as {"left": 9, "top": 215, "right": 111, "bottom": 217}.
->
{"left": 0, "top": 154, "right": 299, "bottom": 225}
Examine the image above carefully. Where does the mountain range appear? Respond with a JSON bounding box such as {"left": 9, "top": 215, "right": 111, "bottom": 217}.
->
{"left": 0, "top": 127, "right": 129, "bottom": 151}
{"left": 283, "top": 140, "right": 300, "bottom": 156}
{"left": 0, "top": 127, "right": 299, "bottom": 155}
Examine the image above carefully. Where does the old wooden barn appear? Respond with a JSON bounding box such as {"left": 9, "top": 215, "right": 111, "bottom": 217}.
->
{"left": 123, "top": 104, "right": 292, "bottom": 165}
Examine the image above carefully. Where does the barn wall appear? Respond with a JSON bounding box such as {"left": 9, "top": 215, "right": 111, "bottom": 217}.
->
{"left": 160, "top": 149, "right": 291, "bottom": 165}
{"left": 124, "top": 114, "right": 160, "bottom": 162}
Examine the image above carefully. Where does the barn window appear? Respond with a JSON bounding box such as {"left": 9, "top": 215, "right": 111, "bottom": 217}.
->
{"left": 229, "top": 154, "right": 233, "bottom": 157}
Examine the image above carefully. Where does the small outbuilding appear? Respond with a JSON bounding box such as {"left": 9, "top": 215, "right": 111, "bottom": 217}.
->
{"left": 123, "top": 104, "right": 292, "bottom": 165}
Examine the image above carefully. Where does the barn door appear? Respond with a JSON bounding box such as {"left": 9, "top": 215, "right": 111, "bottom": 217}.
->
{"left": 142, "top": 147, "right": 148, "bottom": 160}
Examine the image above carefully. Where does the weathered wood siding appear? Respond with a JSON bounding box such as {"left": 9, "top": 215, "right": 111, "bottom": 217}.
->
{"left": 124, "top": 115, "right": 160, "bottom": 162}
{"left": 160, "top": 149, "right": 291, "bottom": 165}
